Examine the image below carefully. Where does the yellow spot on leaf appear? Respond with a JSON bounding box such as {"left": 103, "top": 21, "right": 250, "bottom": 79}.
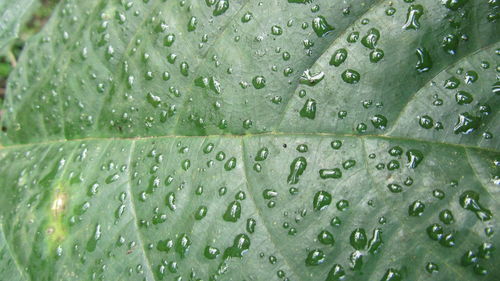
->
{"left": 47, "top": 187, "right": 68, "bottom": 246}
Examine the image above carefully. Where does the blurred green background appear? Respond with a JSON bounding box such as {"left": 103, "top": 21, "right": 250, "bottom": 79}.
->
{"left": 0, "top": 0, "right": 59, "bottom": 100}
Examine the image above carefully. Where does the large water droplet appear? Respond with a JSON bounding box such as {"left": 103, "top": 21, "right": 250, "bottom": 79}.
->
{"left": 350, "top": 228, "right": 367, "bottom": 250}
{"left": 403, "top": 5, "right": 424, "bottom": 30}
{"left": 213, "top": 0, "right": 229, "bottom": 16}
{"left": 361, "top": 28, "right": 380, "bottom": 49}
{"left": 300, "top": 99, "right": 317, "bottom": 119}
{"left": 341, "top": 69, "right": 360, "bottom": 84}
{"left": 406, "top": 149, "right": 424, "bottom": 169}
{"left": 453, "top": 112, "right": 480, "bottom": 134}
{"left": 459, "top": 191, "right": 492, "bottom": 221}
{"left": 287, "top": 157, "right": 307, "bottom": 184}
{"left": 329, "top": 49, "right": 347, "bottom": 69}
{"left": 312, "top": 16, "right": 334, "bottom": 37}
{"left": 223, "top": 234, "right": 251, "bottom": 258}
{"left": 305, "top": 249, "right": 326, "bottom": 266}
{"left": 415, "top": 47, "right": 433, "bottom": 73}
{"left": 223, "top": 201, "right": 242, "bottom": 222}
{"left": 311, "top": 191, "right": 331, "bottom": 212}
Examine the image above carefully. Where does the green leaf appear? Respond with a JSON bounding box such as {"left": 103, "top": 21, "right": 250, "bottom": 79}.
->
{"left": 0, "top": 0, "right": 499, "bottom": 280}
{"left": 0, "top": 0, "right": 39, "bottom": 52}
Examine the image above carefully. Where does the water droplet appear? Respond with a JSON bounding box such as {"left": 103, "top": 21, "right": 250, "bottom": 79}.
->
{"left": 313, "top": 191, "right": 332, "bottom": 211}
{"left": 246, "top": 218, "right": 256, "bottom": 233}
{"left": 453, "top": 112, "right": 480, "bottom": 134}
{"left": 380, "top": 268, "right": 402, "bottom": 281}
{"left": 326, "top": 264, "right": 345, "bottom": 280}
{"left": 443, "top": 0, "right": 468, "bottom": 10}
{"left": 271, "top": 25, "right": 283, "bottom": 35}
{"left": 204, "top": 246, "right": 220, "bottom": 259}
{"left": 369, "top": 49, "right": 384, "bottom": 63}
{"left": 440, "top": 233, "right": 455, "bottom": 247}
{"left": 444, "top": 76, "right": 460, "bottom": 89}
{"left": 341, "top": 69, "right": 360, "bottom": 84}
{"left": 415, "top": 47, "right": 433, "bottom": 73}
{"left": 350, "top": 228, "right": 367, "bottom": 250}
{"left": 181, "top": 159, "right": 191, "bottom": 170}
{"left": 319, "top": 168, "right": 342, "bottom": 179}
{"left": 287, "top": 157, "right": 307, "bottom": 184}
{"left": 388, "top": 146, "right": 403, "bottom": 156}
{"left": 241, "top": 12, "right": 253, "bottom": 23}
{"left": 478, "top": 242, "right": 494, "bottom": 259}
{"left": 175, "top": 233, "right": 191, "bottom": 257}
{"left": 406, "top": 149, "right": 424, "bottom": 169}
{"left": 387, "top": 183, "right": 403, "bottom": 193}
{"left": 367, "top": 228, "right": 383, "bottom": 254}
{"left": 459, "top": 190, "right": 492, "bottom": 221}
{"left": 86, "top": 224, "right": 102, "bottom": 252}
{"left": 213, "top": 0, "right": 229, "bottom": 16}
{"left": 336, "top": 199, "right": 349, "bottom": 211}
{"left": 439, "top": 209, "right": 454, "bottom": 224}
{"left": 342, "top": 159, "right": 356, "bottom": 169}
{"left": 371, "top": 114, "right": 387, "bottom": 130}
{"left": 166, "top": 192, "right": 176, "bottom": 211}
{"left": 455, "top": 91, "right": 473, "bottom": 105}
{"left": 419, "top": 115, "right": 434, "bottom": 129}
{"left": 464, "top": 71, "right": 478, "bottom": 84}
{"left": 300, "top": 99, "right": 317, "bottom": 119}
{"left": 252, "top": 76, "right": 266, "bottom": 89}
{"left": 180, "top": 62, "right": 189, "bottom": 76}
{"left": 224, "top": 157, "right": 237, "bottom": 171}
{"left": 318, "top": 230, "right": 335, "bottom": 245}
{"left": 297, "top": 144, "right": 308, "bottom": 153}
{"left": 299, "top": 69, "right": 325, "bottom": 86}
{"left": 223, "top": 201, "right": 242, "bottom": 222}
{"left": 426, "top": 262, "right": 439, "bottom": 273}
{"left": 330, "top": 48, "right": 348, "bottom": 66}
{"left": 255, "top": 147, "right": 269, "bottom": 161}
{"left": 330, "top": 216, "right": 341, "bottom": 227}
{"left": 312, "top": 16, "right": 334, "bottom": 37}
{"left": 350, "top": 251, "right": 363, "bottom": 271}
{"left": 408, "top": 200, "right": 425, "bottom": 216}
{"left": 204, "top": 143, "right": 215, "bottom": 154}
{"left": 330, "top": 140, "right": 342, "bottom": 150}
{"left": 347, "top": 31, "right": 359, "bottom": 43}
{"left": 305, "top": 249, "right": 326, "bottom": 266}
{"left": 361, "top": 28, "right": 380, "bottom": 49}
{"left": 403, "top": 5, "right": 424, "bottom": 30}
{"left": 195, "top": 206, "right": 208, "bottom": 220}
{"left": 164, "top": 33, "right": 175, "bottom": 47}
{"left": 427, "top": 223, "right": 444, "bottom": 241}
{"left": 223, "top": 234, "right": 251, "bottom": 258}
{"left": 442, "top": 33, "right": 459, "bottom": 55}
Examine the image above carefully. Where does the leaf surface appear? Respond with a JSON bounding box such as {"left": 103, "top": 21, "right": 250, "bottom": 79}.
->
{"left": 0, "top": 0, "right": 499, "bottom": 280}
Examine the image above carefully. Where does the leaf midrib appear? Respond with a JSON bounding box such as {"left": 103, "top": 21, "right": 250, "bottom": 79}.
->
{"left": 0, "top": 132, "right": 497, "bottom": 153}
